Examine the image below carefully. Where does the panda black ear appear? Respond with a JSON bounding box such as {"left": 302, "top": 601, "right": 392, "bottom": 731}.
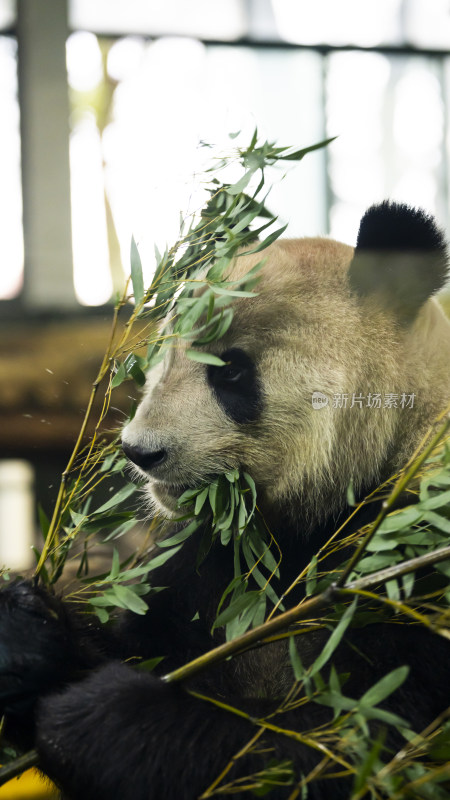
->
{"left": 349, "top": 201, "right": 449, "bottom": 322}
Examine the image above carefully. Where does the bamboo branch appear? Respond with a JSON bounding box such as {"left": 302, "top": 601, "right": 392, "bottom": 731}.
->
{"left": 4, "top": 538, "right": 450, "bottom": 788}
{"left": 34, "top": 296, "right": 127, "bottom": 577}
{"left": 163, "top": 541, "right": 450, "bottom": 685}
{"left": 187, "top": 690, "right": 355, "bottom": 773}
{"left": 346, "top": 543, "right": 450, "bottom": 591}
{"left": 0, "top": 749, "right": 39, "bottom": 787}
{"left": 335, "top": 414, "right": 450, "bottom": 588}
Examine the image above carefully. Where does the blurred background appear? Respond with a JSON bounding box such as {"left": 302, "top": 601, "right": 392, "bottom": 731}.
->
{"left": 1, "top": 0, "right": 450, "bottom": 585}
{"left": 1, "top": 2, "right": 450, "bottom": 796}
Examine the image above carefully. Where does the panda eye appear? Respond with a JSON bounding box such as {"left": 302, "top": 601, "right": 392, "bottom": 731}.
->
{"left": 213, "top": 349, "right": 251, "bottom": 386}
{"left": 221, "top": 363, "right": 245, "bottom": 383}
{"left": 207, "top": 347, "right": 262, "bottom": 424}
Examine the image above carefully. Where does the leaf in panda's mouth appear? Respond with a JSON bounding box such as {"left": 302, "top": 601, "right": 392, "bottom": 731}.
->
{"left": 153, "top": 470, "right": 284, "bottom": 640}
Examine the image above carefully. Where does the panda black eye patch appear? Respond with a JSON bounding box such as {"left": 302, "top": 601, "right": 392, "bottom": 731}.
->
{"left": 207, "top": 348, "right": 263, "bottom": 424}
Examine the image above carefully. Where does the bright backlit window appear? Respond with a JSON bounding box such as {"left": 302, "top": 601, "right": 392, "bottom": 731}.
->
{"left": 67, "top": 35, "right": 325, "bottom": 305}
{"left": 0, "top": 35, "right": 23, "bottom": 300}
{"left": 2, "top": 1, "right": 450, "bottom": 306}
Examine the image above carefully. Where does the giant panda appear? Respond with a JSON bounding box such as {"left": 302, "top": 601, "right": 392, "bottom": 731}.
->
{"left": 1, "top": 202, "right": 450, "bottom": 800}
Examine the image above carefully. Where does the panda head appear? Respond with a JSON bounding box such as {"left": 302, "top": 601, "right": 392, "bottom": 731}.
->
{"left": 122, "top": 202, "right": 450, "bottom": 530}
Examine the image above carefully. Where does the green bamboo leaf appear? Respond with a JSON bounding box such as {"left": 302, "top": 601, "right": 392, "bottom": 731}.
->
{"left": 419, "top": 489, "right": 450, "bottom": 511}
{"left": 352, "top": 730, "right": 386, "bottom": 794}
{"left": 305, "top": 555, "right": 318, "bottom": 597}
{"left": 346, "top": 478, "right": 355, "bottom": 507}
{"left": 249, "top": 593, "right": 266, "bottom": 628}
{"left": 103, "top": 519, "right": 137, "bottom": 542}
{"left": 289, "top": 635, "right": 306, "bottom": 681}
{"left": 90, "top": 585, "right": 148, "bottom": 615}
{"left": 93, "top": 483, "right": 137, "bottom": 515}
{"left": 242, "top": 224, "right": 288, "bottom": 256}
{"left": 225, "top": 469, "right": 239, "bottom": 482}
{"left": 227, "top": 170, "right": 253, "bottom": 196}
{"left": 212, "top": 590, "right": 261, "bottom": 630}
{"left": 175, "top": 293, "right": 210, "bottom": 335}
{"left": 216, "top": 575, "right": 245, "bottom": 617}
{"left": 135, "top": 657, "right": 164, "bottom": 672}
{"left": 109, "top": 548, "right": 120, "bottom": 580}
{"left": 360, "top": 706, "right": 409, "bottom": 728}
{"left": 423, "top": 511, "right": 450, "bottom": 533}
{"left": 194, "top": 486, "right": 209, "bottom": 515}
{"left": 385, "top": 578, "right": 400, "bottom": 600}
{"left": 225, "top": 593, "right": 266, "bottom": 640}
{"left": 93, "top": 607, "right": 109, "bottom": 623}
{"left": 123, "top": 353, "right": 146, "bottom": 387}
{"left": 111, "top": 362, "right": 127, "bottom": 388}
{"left": 186, "top": 350, "right": 226, "bottom": 366}
{"left": 130, "top": 236, "right": 145, "bottom": 306}
{"left": 378, "top": 507, "right": 423, "bottom": 533}
{"left": 402, "top": 571, "right": 415, "bottom": 598}
{"left": 208, "top": 479, "right": 218, "bottom": 513}
{"left": 248, "top": 127, "right": 258, "bottom": 150}
{"left": 212, "top": 286, "right": 258, "bottom": 298}
{"left": 310, "top": 599, "right": 357, "bottom": 676}
{"left": 206, "top": 291, "right": 215, "bottom": 323}
{"left": 248, "top": 530, "right": 278, "bottom": 576}
{"left": 158, "top": 519, "right": 201, "bottom": 549}
{"left": 238, "top": 496, "right": 247, "bottom": 531}
{"left": 216, "top": 493, "right": 235, "bottom": 531}
{"left": 357, "top": 552, "right": 402, "bottom": 573}
{"left": 69, "top": 508, "right": 87, "bottom": 527}
{"left": 73, "top": 512, "right": 134, "bottom": 534}
{"left": 190, "top": 308, "right": 234, "bottom": 346}
{"left": 359, "top": 666, "right": 409, "bottom": 708}
{"left": 242, "top": 472, "right": 257, "bottom": 511}
{"left": 177, "top": 486, "right": 203, "bottom": 506}
{"left": 365, "top": 535, "right": 400, "bottom": 552}
{"left": 146, "top": 544, "right": 183, "bottom": 570}
{"left": 112, "top": 584, "right": 148, "bottom": 615}
{"left": 277, "top": 137, "right": 337, "bottom": 161}
{"left": 220, "top": 529, "right": 232, "bottom": 545}
{"left": 38, "top": 505, "right": 50, "bottom": 538}
{"left": 90, "top": 591, "right": 118, "bottom": 607}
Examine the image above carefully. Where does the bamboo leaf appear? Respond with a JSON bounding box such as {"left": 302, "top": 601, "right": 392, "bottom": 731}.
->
{"left": 277, "top": 137, "right": 337, "bottom": 161}
{"left": 310, "top": 599, "right": 357, "bottom": 676}
{"left": 186, "top": 350, "right": 227, "bottom": 366}
{"left": 359, "top": 666, "right": 409, "bottom": 709}
{"left": 158, "top": 519, "right": 201, "bottom": 548}
{"left": 212, "top": 590, "right": 261, "bottom": 630}
{"left": 93, "top": 483, "right": 137, "bottom": 515}
{"left": 111, "top": 362, "right": 127, "bottom": 388}
{"left": 227, "top": 170, "right": 254, "bottom": 196}
{"left": 130, "top": 236, "right": 145, "bottom": 306}
{"left": 289, "top": 635, "right": 306, "bottom": 681}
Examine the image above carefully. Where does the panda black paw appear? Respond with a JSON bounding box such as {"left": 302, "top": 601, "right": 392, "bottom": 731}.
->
{"left": 0, "top": 580, "right": 76, "bottom": 716}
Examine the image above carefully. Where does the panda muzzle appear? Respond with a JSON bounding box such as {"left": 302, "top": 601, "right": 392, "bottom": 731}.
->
{"left": 122, "top": 442, "right": 168, "bottom": 473}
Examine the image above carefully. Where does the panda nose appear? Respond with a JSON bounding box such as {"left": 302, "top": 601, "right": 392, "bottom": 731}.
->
{"left": 122, "top": 442, "right": 168, "bottom": 471}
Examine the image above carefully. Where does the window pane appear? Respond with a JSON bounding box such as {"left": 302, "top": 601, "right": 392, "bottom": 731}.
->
{"left": 69, "top": 0, "right": 247, "bottom": 40}
{"left": 326, "top": 53, "right": 446, "bottom": 246}
{"left": 0, "top": 0, "right": 15, "bottom": 31}
{"left": 405, "top": 0, "right": 450, "bottom": 49}
{"left": 68, "top": 35, "right": 326, "bottom": 305}
{"left": 272, "top": 0, "right": 403, "bottom": 47}
{"left": 0, "top": 35, "right": 23, "bottom": 300}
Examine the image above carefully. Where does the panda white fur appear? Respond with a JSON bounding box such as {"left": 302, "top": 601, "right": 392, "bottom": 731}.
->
{"left": 1, "top": 202, "right": 450, "bottom": 800}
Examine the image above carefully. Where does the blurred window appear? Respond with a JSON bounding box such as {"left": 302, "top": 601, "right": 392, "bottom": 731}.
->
{"left": 0, "top": 29, "right": 23, "bottom": 301}
{"left": 2, "top": 0, "right": 450, "bottom": 305}
{"left": 0, "top": 0, "right": 15, "bottom": 30}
